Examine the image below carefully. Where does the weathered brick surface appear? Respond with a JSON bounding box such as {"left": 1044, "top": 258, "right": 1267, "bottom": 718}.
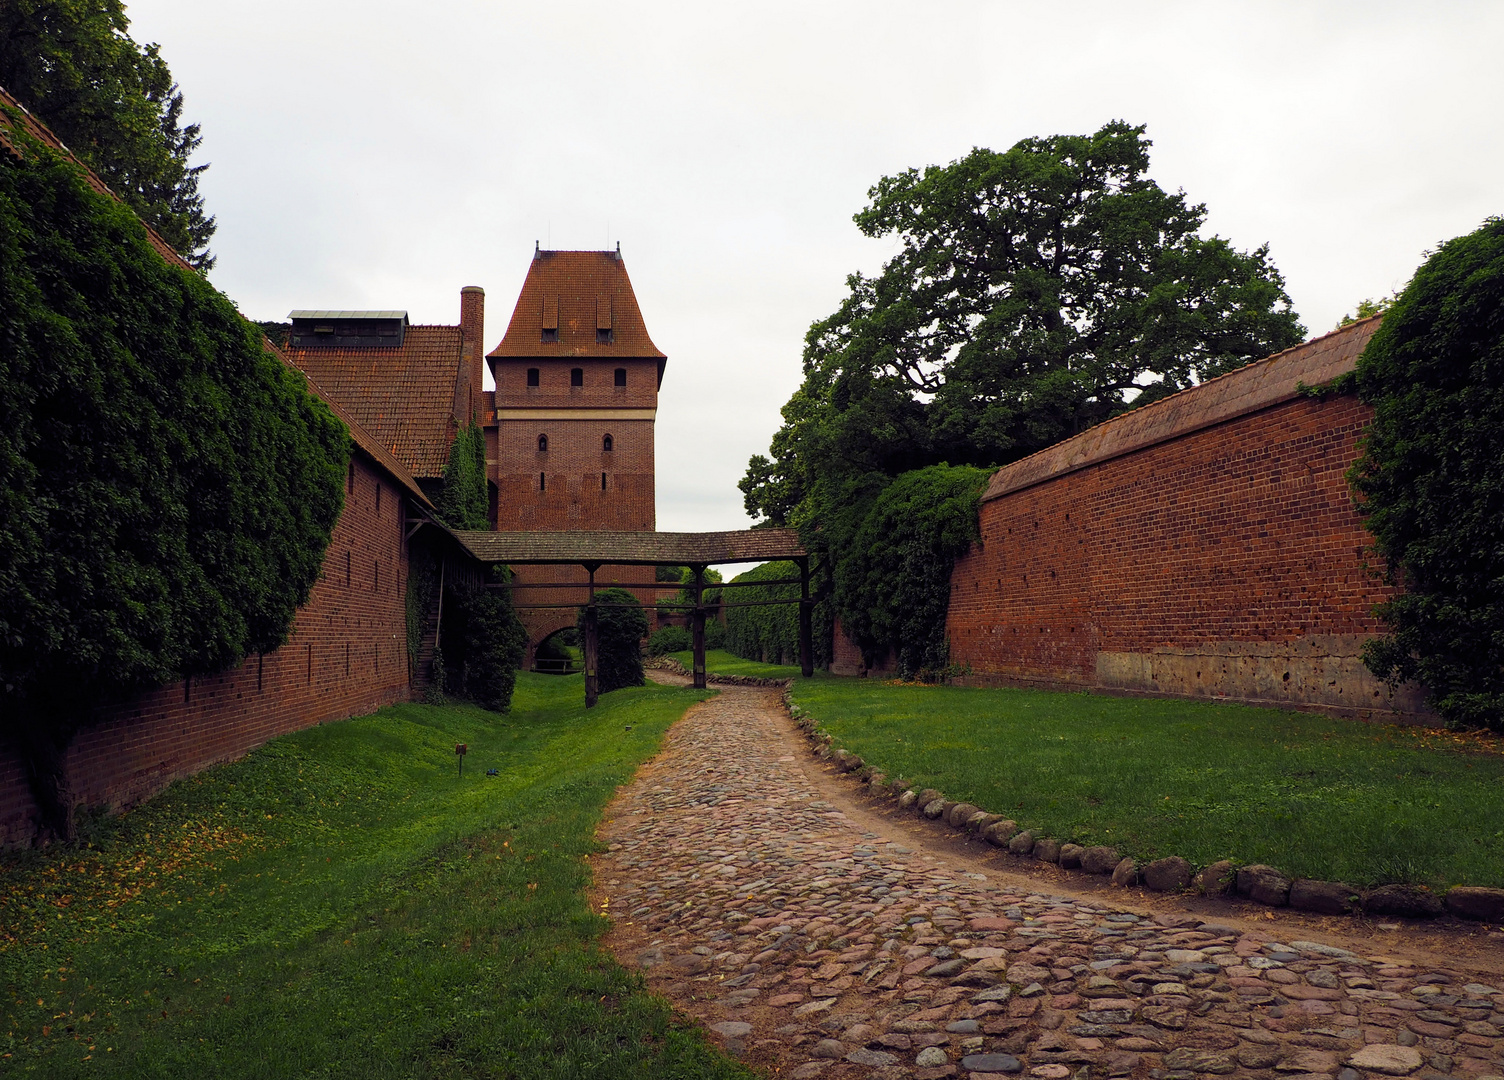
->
{"left": 946, "top": 392, "right": 1425, "bottom": 718}
{"left": 0, "top": 454, "right": 412, "bottom": 846}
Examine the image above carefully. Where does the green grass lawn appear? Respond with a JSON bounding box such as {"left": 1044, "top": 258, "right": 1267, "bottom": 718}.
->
{"left": 668, "top": 649, "right": 809, "bottom": 680}
{"left": 791, "top": 679, "right": 1504, "bottom": 891}
{"left": 0, "top": 675, "right": 754, "bottom": 1079}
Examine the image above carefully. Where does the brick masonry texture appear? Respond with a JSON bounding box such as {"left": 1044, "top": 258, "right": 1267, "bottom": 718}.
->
{"left": 945, "top": 319, "right": 1428, "bottom": 719}
{"left": 0, "top": 454, "right": 413, "bottom": 846}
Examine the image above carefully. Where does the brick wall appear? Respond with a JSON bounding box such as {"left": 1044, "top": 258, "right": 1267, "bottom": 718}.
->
{"left": 0, "top": 452, "right": 413, "bottom": 846}
{"left": 943, "top": 320, "right": 1428, "bottom": 720}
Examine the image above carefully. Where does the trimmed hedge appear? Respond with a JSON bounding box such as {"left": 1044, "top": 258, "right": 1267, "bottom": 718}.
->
{"left": 725, "top": 561, "right": 803, "bottom": 665}
{"left": 647, "top": 626, "right": 692, "bottom": 656}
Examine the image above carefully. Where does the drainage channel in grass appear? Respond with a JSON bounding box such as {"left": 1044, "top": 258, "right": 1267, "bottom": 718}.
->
{"left": 0, "top": 674, "right": 755, "bottom": 1079}
{"left": 790, "top": 678, "right": 1504, "bottom": 891}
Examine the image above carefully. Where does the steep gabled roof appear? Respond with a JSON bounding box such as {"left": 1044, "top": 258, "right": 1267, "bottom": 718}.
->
{"left": 284, "top": 326, "right": 463, "bottom": 478}
{"left": 0, "top": 82, "right": 434, "bottom": 510}
{"left": 983, "top": 316, "right": 1383, "bottom": 503}
{"left": 490, "top": 249, "right": 666, "bottom": 380}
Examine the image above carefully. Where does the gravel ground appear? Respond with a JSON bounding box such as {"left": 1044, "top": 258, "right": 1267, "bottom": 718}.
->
{"left": 589, "top": 682, "right": 1504, "bottom": 1080}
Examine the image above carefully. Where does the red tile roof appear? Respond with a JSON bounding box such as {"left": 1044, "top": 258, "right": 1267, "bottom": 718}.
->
{"left": 0, "top": 83, "right": 434, "bottom": 509}
{"left": 490, "top": 249, "right": 666, "bottom": 373}
{"left": 983, "top": 316, "right": 1383, "bottom": 503}
{"left": 285, "top": 326, "right": 464, "bottom": 479}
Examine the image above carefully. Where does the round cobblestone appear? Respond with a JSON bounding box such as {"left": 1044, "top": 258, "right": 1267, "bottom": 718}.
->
{"left": 590, "top": 683, "right": 1504, "bottom": 1078}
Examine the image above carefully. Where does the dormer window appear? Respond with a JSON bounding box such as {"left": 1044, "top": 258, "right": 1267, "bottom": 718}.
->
{"left": 537, "top": 433, "right": 548, "bottom": 453}
{"left": 570, "top": 368, "right": 583, "bottom": 387}
{"left": 541, "top": 295, "right": 558, "bottom": 342}
{"left": 526, "top": 368, "right": 540, "bottom": 387}
{"left": 596, "top": 328, "right": 613, "bottom": 344}
{"left": 614, "top": 367, "right": 627, "bottom": 387}
{"left": 602, "top": 434, "right": 613, "bottom": 452}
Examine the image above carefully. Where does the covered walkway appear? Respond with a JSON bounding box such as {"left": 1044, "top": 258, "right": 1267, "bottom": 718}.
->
{"left": 455, "top": 529, "right": 811, "bottom": 704}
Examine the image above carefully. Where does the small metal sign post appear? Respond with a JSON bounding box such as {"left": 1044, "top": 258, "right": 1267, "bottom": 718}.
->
{"left": 455, "top": 743, "right": 467, "bottom": 778}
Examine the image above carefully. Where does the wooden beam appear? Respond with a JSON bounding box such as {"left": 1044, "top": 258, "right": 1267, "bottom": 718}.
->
{"left": 583, "top": 565, "right": 599, "bottom": 708}
{"left": 691, "top": 564, "right": 707, "bottom": 691}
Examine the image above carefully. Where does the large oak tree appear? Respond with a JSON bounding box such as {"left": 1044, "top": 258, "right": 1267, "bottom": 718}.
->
{"left": 742, "top": 121, "right": 1305, "bottom": 532}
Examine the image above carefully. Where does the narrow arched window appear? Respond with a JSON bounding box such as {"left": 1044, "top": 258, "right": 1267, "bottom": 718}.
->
{"left": 537, "top": 433, "right": 548, "bottom": 453}
{"left": 570, "top": 367, "right": 584, "bottom": 387}
{"left": 614, "top": 367, "right": 627, "bottom": 387}
{"left": 602, "top": 433, "right": 613, "bottom": 452}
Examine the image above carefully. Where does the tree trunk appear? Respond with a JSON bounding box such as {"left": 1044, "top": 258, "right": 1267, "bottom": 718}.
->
{"left": 17, "top": 725, "right": 77, "bottom": 843}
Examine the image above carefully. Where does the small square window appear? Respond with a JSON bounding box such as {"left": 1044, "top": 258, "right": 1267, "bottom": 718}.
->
{"left": 614, "top": 367, "right": 627, "bottom": 387}
{"left": 541, "top": 328, "right": 558, "bottom": 343}
{"left": 570, "top": 368, "right": 584, "bottom": 387}
{"left": 526, "top": 368, "right": 540, "bottom": 387}
{"left": 597, "top": 328, "right": 613, "bottom": 344}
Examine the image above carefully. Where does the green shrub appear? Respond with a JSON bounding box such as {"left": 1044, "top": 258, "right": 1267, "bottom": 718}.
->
{"left": 582, "top": 588, "right": 647, "bottom": 693}
{"left": 0, "top": 123, "right": 348, "bottom": 836}
{"left": 835, "top": 464, "right": 991, "bottom": 677}
{"left": 438, "top": 570, "right": 526, "bottom": 711}
{"left": 1351, "top": 218, "right": 1504, "bottom": 730}
{"left": 647, "top": 626, "right": 692, "bottom": 656}
{"left": 453, "top": 575, "right": 527, "bottom": 712}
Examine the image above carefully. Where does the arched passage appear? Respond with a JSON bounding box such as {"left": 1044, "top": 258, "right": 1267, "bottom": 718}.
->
{"left": 532, "top": 625, "right": 582, "bottom": 675}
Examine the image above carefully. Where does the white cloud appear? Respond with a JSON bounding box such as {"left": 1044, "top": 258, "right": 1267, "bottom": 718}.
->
{"left": 127, "top": 0, "right": 1504, "bottom": 531}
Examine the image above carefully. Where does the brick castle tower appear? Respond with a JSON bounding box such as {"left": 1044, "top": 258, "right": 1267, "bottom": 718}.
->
{"left": 485, "top": 246, "right": 664, "bottom": 530}
{"left": 485, "top": 247, "right": 667, "bottom": 654}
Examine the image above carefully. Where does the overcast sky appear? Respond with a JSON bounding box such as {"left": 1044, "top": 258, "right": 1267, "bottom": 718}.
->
{"left": 127, "top": 0, "right": 1504, "bottom": 533}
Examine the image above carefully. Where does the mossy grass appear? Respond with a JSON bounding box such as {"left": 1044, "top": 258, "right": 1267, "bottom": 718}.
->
{"left": 0, "top": 674, "right": 753, "bottom": 1079}
{"left": 668, "top": 649, "right": 816, "bottom": 681}
{"left": 791, "top": 679, "right": 1504, "bottom": 890}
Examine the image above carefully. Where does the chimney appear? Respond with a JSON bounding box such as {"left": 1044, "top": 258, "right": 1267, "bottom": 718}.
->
{"left": 460, "top": 285, "right": 485, "bottom": 422}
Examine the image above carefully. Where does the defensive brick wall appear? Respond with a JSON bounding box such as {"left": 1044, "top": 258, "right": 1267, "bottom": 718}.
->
{"left": 0, "top": 452, "right": 413, "bottom": 846}
{"left": 944, "top": 317, "right": 1430, "bottom": 720}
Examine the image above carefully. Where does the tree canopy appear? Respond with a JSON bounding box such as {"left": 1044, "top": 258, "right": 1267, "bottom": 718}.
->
{"left": 740, "top": 122, "right": 1305, "bottom": 672}
{"left": 0, "top": 0, "right": 216, "bottom": 268}
{"left": 1351, "top": 218, "right": 1504, "bottom": 731}
{"left": 741, "top": 121, "right": 1304, "bottom": 531}
{"left": 0, "top": 123, "right": 347, "bottom": 835}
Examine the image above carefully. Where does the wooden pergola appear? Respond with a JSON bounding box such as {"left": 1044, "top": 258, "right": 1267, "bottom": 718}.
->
{"left": 454, "top": 529, "right": 811, "bottom": 706}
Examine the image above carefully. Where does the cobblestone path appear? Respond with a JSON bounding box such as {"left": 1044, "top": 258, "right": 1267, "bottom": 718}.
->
{"left": 590, "top": 685, "right": 1504, "bottom": 1080}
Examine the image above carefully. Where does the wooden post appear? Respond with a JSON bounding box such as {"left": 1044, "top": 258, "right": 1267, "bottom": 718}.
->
{"left": 583, "top": 564, "right": 599, "bottom": 708}
{"left": 691, "top": 564, "right": 707, "bottom": 690}
{"left": 799, "top": 556, "right": 813, "bottom": 678}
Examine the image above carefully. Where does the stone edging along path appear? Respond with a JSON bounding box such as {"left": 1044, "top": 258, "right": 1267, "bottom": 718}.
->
{"left": 645, "top": 655, "right": 795, "bottom": 688}
{"left": 594, "top": 679, "right": 1504, "bottom": 1080}
{"left": 781, "top": 687, "right": 1504, "bottom": 928}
